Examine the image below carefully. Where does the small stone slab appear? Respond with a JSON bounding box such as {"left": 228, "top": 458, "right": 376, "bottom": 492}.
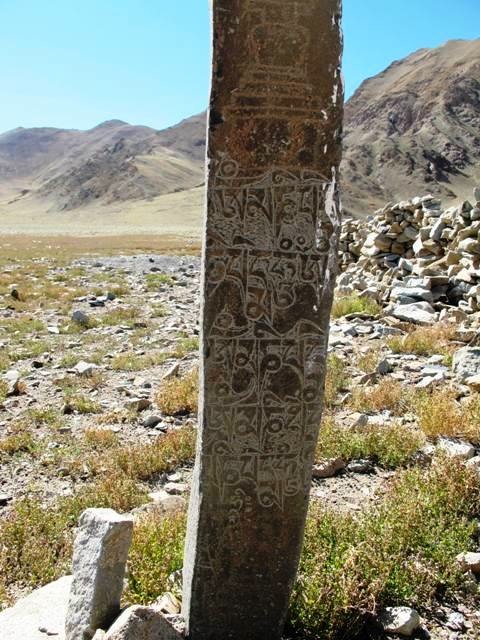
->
{"left": 0, "top": 576, "right": 72, "bottom": 640}
{"left": 453, "top": 347, "right": 480, "bottom": 383}
{"left": 391, "top": 302, "right": 437, "bottom": 325}
{"left": 65, "top": 509, "right": 133, "bottom": 640}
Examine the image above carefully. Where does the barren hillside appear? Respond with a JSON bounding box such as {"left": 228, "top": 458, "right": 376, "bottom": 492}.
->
{"left": 0, "top": 38, "right": 478, "bottom": 230}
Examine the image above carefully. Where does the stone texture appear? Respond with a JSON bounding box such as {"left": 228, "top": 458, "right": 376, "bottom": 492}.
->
{"left": 104, "top": 606, "right": 185, "bottom": 640}
{"left": 0, "top": 576, "right": 71, "bottom": 640}
{"left": 452, "top": 347, "right": 480, "bottom": 382}
{"left": 391, "top": 301, "right": 437, "bottom": 325}
{"left": 436, "top": 439, "right": 476, "bottom": 460}
{"left": 182, "top": 2, "right": 344, "bottom": 639}
{"left": 312, "top": 457, "right": 346, "bottom": 479}
{"left": 378, "top": 607, "right": 421, "bottom": 636}
{"left": 65, "top": 508, "right": 133, "bottom": 640}
{"left": 456, "top": 552, "right": 480, "bottom": 574}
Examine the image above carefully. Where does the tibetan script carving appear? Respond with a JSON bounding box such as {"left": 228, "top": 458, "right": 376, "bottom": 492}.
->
{"left": 183, "top": 1, "right": 344, "bottom": 639}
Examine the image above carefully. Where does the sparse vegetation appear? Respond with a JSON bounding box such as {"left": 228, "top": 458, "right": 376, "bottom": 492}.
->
{"left": 111, "top": 351, "right": 169, "bottom": 371}
{"left": 388, "top": 323, "right": 457, "bottom": 359}
{"left": 350, "top": 378, "right": 409, "bottom": 415}
{"left": 331, "top": 294, "right": 381, "bottom": 319}
{"left": 145, "top": 273, "right": 175, "bottom": 290}
{"left": 125, "top": 511, "right": 187, "bottom": 605}
{"left": 288, "top": 459, "right": 480, "bottom": 639}
{"left": 316, "top": 416, "right": 425, "bottom": 469}
{"left": 0, "top": 426, "right": 196, "bottom": 604}
{"left": 414, "top": 388, "right": 480, "bottom": 443}
{"left": 64, "top": 393, "right": 102, "bottom": 415}
{"left": 324, "top": 355, "right": 349, "bottom": 408}
{"left": 155, "top": 369, "right": 199, "bottom": 415}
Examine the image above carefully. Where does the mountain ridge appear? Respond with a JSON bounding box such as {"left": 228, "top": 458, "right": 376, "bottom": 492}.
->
{"left": 0, "top": 38, "right": 478, "bottom": 226}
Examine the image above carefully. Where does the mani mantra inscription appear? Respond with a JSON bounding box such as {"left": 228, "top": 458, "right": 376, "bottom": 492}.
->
{"left": 204, "top": 157, "right": 337, "bottom": 513}
{"left": 183, "top": 0, "right": 343, "bottom": 638}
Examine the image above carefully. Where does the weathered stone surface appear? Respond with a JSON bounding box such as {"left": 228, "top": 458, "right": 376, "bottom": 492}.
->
{"left": 104, "top": 606, "right": 184, "bottom": 640}
{"left": 452, "top": 347, "right": 480, "bottom": 382}
{"left": 74, "top": 360, "right": 98, "bottom": 377}
{"left": 0, "top": 576, "right": 71, "bottom": 640}
{"left": 378, "top": 607, "right": 421, "bottom": 637}
{"left": 436, "top": 438, "right": 476, "bottom": 460}
{"left": 183, "top": 2, "right": 344, "bottom": 639}
{"left": 391, "top": 301, "right": 437, "bottom": 325}
{"left": 456, "top": 551, "right": 480, "bottom": 574}
{"left": 65, "top": 509, "right": 133, "bottom": 640}
{"left": 312, "top": 457, "right": 345, "bottom": 479}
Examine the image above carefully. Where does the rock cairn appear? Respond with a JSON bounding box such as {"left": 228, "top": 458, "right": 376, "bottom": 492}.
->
{"left": 338, "top": 188, "right": 480, "bottom": 316}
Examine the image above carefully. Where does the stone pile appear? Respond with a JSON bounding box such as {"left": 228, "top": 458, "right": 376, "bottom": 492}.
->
{"left": 338, "top": 188, "right": 480, "bottom": 318}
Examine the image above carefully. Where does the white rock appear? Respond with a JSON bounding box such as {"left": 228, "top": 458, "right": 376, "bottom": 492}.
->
{"left": 456, "top": 551, "right": 480, "bottom": 574}
{"left": 391, "top": 302, "right": 437, "bottom": 325}
{"left": 446, "top": 612, "right": 466, "bottom": 631}
{"left": 0, "top": 576, "right": 72, "bottom": 640}
{"left": 436, "top": 438, "right": 475, "bottom": 460}
{"left": 466, "top": 456, "right": 480, "bottom": 472}
{"left": 452, "top": 347, "right": 480, "bottom": 383}
{"left": 65, "top": 509, "right": 134, "bottom": 640}
{"left": 104, "top": 606, "right": 185, "bottom": 640}
{"left": 312, "top": 457, "right": 345, "bottom": 479}
{"left": 378, "top": 607, "right": 421, "bottom": 636}
{"left": 73, "top": 361, "right": 98, "bottom": 377}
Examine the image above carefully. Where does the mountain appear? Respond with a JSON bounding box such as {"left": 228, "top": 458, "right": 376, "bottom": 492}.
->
{"left": 342, "top": 38, "right": 480, "bottom": 214}
{"left": 0, "top": 119, "right": 205, "bottom": 215}
{"left": 0, "top": 38, "right": 478, "bottom": 231}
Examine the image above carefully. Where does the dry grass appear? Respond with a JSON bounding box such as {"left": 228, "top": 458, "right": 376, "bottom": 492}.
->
{"left": 0, "top": 431, "right": 36, "bottom": 457}
{"left": 83, "top": 428, "right": 119, "bottom": 450}
{"left": 331, "top": 294, "right": 381, "bottom": 319}
{"left": 69, "top": 426, "right": 196, "bottom": 481}
{"left": 156, "top": 369, "right": 199, "bottom": 415}
{"left": 350, "top": 379, "right": 409, "bottom": 415}
{"left": 0, "top": 235, "right": 201, "bottom": 263}
{"left": 111, "top": 351, "right": 169, "bottom": 372}
{"left": 388, "top": 323, "right": 457, "bottom": 360}
{"left": 414, "top": 388, "right": 480, "bottom": 443}
{"left": 356, "top": 348, "right": 382, "bottom": 374}
{"left": 324, "top": 355, "right": 350, "bottom": 408}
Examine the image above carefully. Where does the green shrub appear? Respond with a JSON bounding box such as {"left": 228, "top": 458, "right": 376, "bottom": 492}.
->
{"left": 125, "top": 512, "right": 186, "bottom": 605}
{"left": 288, "top": 459, "right": 480, "bottom": 639}
{"left": 331, "top": 295, "right": 381, "bottom": 319}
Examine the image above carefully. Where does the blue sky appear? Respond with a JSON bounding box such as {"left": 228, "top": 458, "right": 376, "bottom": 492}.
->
{"left": 0, "top": 0, "right": 478, "bottom": 133}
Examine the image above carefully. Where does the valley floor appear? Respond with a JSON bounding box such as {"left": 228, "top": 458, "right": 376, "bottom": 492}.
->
{"left": 0, "top": 242, "right": 478, "bottom": 639}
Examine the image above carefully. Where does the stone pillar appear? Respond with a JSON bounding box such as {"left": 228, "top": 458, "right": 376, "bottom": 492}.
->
{"left": 66, "top": 508, "right": 134, "bottom": 640}
{"left": 183, "top": 1, "right": 344, "bottom": 639}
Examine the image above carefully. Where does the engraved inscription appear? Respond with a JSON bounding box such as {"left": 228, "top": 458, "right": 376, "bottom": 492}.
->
{"left": 203, "top": 156, "right": 338, "bottom": 511}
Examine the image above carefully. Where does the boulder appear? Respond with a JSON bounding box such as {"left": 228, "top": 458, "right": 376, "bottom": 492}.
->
{"left": 0, "top": 576, "right": 72, "bottom": 640}
{"left": 452, "top": 347, "right": 480, "bottom": 383}
{"left": 391, "top": 302, "right": 437, "bottom": 325}
{"left": 312, "top": 457, "right": 346, "bottom": 479}
{"left": 72, "top": 310, "right": 90, "bottom": 326}
{"left": 378, "top": 607, "right": 421, "bottom": 637}
{"left": 436, "top": 438, "right": 475, "bottom": 460}
{"left": 456, "top": 551, "right": 480, "bottom": 574}
{"left": 104, "top": 606, "right": 185, "bottom": 640}
{"left": 74, "top": 361, "right": 98, "bottom": 377}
